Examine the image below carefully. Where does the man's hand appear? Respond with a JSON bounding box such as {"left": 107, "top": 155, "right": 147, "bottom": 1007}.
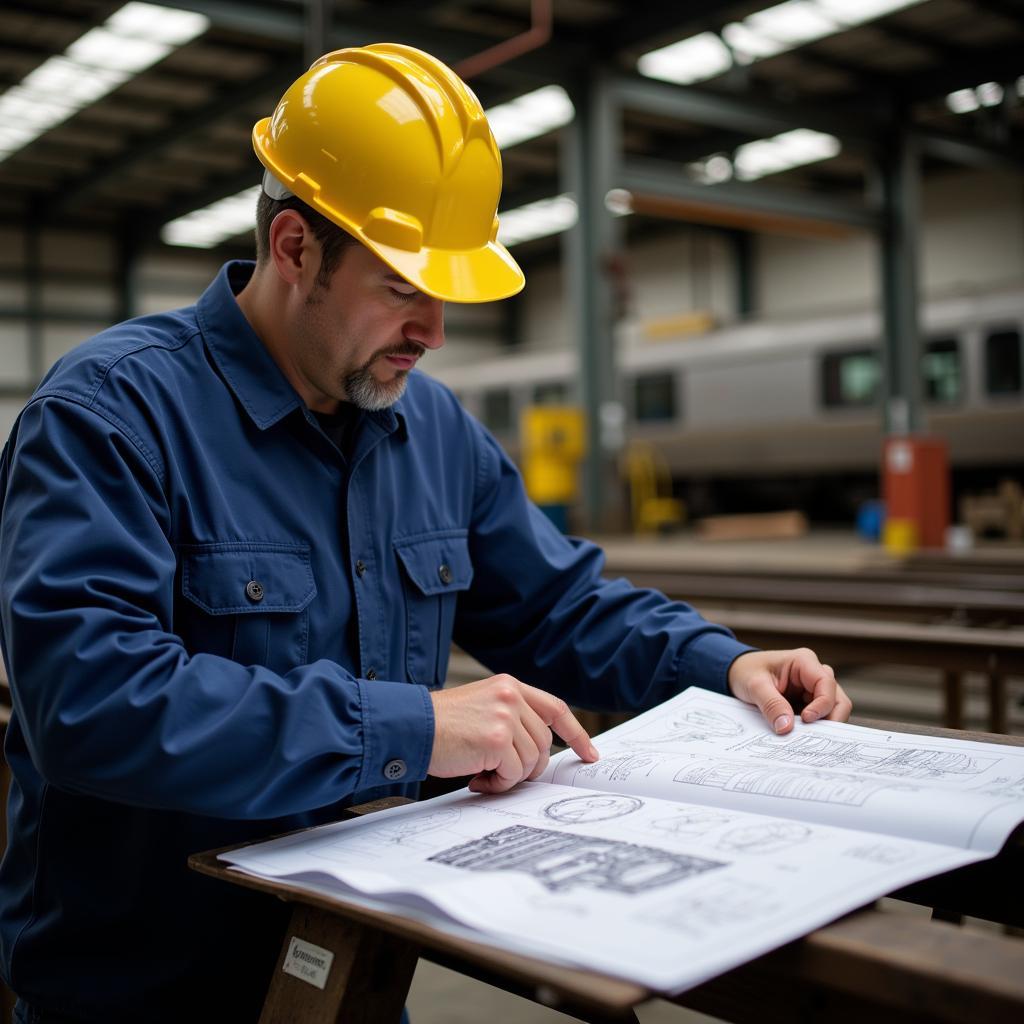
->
{"left": 727, "top": 648, "right": 852, "bottom": 734}
{"left": 429, "top": 675, "right": 599, "bottom": 794}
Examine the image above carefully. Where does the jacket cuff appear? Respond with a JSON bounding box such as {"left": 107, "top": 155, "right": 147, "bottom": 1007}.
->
{"left": 355, "top": 677, "right": 435, "bottom": 791}
{"left": 677, "top": 631, "right": 758, "bottom": 696}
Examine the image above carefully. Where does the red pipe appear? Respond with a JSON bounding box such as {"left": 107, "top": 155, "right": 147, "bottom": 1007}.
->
{"left": 454, "top": 0, "right": 553, "bottom": 80}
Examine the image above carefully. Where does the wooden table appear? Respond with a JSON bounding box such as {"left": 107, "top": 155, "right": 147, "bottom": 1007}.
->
{"left": 191, "top": 721, "right": 1024, "bottom": 1024}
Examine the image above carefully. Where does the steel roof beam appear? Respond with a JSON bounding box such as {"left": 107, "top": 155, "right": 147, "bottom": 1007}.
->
{"left": 156, "top": 0, "right": 579, "bottom": 85}
{"left": 619, "top": 156, "right": 882, "bottom": 232}
{"left": 611, "top": 72, "right": 882, "bottom": 145}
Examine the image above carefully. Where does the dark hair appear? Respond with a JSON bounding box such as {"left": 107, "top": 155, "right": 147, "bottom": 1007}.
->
{"left": 254, "top": 190, "right": 358, "bottom": 288}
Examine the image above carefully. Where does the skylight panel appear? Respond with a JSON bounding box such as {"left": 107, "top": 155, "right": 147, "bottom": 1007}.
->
{"left": 637, "top": 33, "right": 733, "bottom": 86}
{"left": 161, "top": 186, "right": 262, "bottom": 248}
{"left": 733, "top": 128, "right": 840, "bottom": 180}
{"left": 0, "top": 3, "right": 208, "bottom": 162}
{"left": 817, "top": 0, "right": 922, "bottom": 23}
{"left": 640, "top": 0, "right": 927, "bottom": 86}
{"left": 485, "top": 85, "right": 574, "bottom": 150}
{"left": 946, "top": 81, "right": 1007, "bottom": 114}
{"left": 66, "top": 28, "right": 172, "bottom": 74}
{"left": 106, "top": 2, "right": 210, "bottom": 45}
{"left": 497, "top": 194, "right": 579, "bottom": 247}
{"left": 741, "top": 1, "right": 841, "bottom": 50}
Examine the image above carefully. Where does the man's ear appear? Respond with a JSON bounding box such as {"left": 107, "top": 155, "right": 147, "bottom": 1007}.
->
{"left": 268, "top": 209, "right": 316, "bottom": 287}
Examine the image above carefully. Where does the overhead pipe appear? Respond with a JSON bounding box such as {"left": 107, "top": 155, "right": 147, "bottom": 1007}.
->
{"left": 454, "top": 0, "right": 552, "bottom": 80}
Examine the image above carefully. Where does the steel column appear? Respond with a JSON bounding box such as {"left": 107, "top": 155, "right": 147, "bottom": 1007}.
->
{"left": 116, "top": 229, "right": 141, "bottom": 324}
{"left": 305, "top": 0, "right": 330, "bottom": 68}
{"left": 561, "top": 71, "right": 624, "bottom": 531}
{"left": 24, "top": 206, "right": 43, "bottom": 387}
{"left": 877, "top": 132, "right": 923, "bottom": 435}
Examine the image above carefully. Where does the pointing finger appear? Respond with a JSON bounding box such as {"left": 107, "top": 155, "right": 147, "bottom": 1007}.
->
{"left": 521, "top": 684, "right": 599, "bottom": 762}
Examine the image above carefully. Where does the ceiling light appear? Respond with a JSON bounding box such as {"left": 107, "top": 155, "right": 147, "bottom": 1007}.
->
{"left": 161, "top": 186, "right": 262, "bottom": 248}
{"left": 637, "top": 33, "right": 733, "bottom": 86}
{"left": 0, "top": 4, "right": 208, "bottom": 165}
{"left": 741, "top": 1, "right": 840, "bottom": 51}
{"left": 106, "top": 2, "right": 210, "bottom": 45}
{"left": 733, "top": 128, "right": 840, "bottom": 180}
{"left": 67, "top": 28, "right": 171, "bottom": 74}
{"left": 23, "top": 57, "right": 130, "bottom": 105}
{"left": 485, "top": 85, "right": 574, "bottom": 150}
{"left": 640, "top": 0, "right": 926, "bottom": 86}
{"left": 975, "top": 82, "right": 1003, "bottom": 107}
{"left": 946, "top": 88, "right": 979, "bottom": 114}
{"left": 497, "top": 194, "right": 578, "bottom": 247}
{"left": 817, "top": 0, "right": 922, "bottom": 22}
{"left": 687, "top": 154, "right": 734, "bottom": 184}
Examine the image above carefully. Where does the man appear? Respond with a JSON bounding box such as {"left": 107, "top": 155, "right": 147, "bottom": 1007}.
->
{"left": 0, "top": 44, "right": 850, "bottom": 1022}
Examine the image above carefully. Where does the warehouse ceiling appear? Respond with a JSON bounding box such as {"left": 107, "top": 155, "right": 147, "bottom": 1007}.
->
{"left": 0, "top": 0, "right": 1021, "bottom": 256}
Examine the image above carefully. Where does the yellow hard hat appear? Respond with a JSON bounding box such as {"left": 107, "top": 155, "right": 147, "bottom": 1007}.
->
{"left": 252, "top": 43, "right": 525, "bottom": 304}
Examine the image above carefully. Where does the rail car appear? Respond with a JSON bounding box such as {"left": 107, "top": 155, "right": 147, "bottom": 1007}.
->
{"left": 430, "top": 287, "right": 1024, "bottom": 519}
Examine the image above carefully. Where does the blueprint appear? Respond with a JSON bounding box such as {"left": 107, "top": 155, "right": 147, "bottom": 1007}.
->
{"left": 220, "top": 690, "right": 1024, "bottom": 994}
{"left": 222, "top": 780, "right": 982, "bottom": 994}
{"left": 540, "top": 689, "right": 1024, "bottom": 851}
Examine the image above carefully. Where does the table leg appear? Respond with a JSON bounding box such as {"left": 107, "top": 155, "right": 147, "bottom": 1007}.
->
{"left": 942, "top": 671, "right": 963, "bottom": 730}
{"left": 258, "top": 903, "right": 419, "bottom": 1024}
{"left": 988, "top": 673, "right": 1006, "bottom": 734}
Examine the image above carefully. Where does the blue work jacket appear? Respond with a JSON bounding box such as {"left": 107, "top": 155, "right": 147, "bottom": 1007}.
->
{"left": 0, "top": 261, "right": 752, "bottom": 1021}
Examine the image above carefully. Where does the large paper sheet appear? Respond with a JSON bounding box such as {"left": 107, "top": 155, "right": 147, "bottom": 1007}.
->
{"left": 223, "top": 780, "right": 987, "bottom": 992}
{"left": 541, "top": 689, "right": 1024, "bottom": 852}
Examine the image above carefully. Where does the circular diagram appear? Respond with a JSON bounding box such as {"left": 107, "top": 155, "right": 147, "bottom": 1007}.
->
{"left": 543, "top": 794, "right": 644, "bottom": 824}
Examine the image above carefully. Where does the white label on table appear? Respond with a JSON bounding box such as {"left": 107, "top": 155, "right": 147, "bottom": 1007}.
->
{"left": 282, "top": 936, "right": 334, "bottom": 990}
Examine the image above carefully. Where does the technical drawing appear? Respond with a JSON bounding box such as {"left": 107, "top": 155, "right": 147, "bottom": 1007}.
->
{"left": 673, "top": 756, "right": 887, "bottom": 806}
{"left": 649, "top": 808, "right": 734, "bottom": 838}
{"left": 623, "top": 707, "right": 745, "bottom": 746}
{"left": 639, "top": 879, "right": 780, "bottom": 937}
{"left": 842, "top": 843, "right": 915, "bottom": 865}
{"left": 734, "top": 734, "right": 997, "bottom": 780}
{"left": 428, "top": 825, "right": 725, "bottom": 894}
{"left": 717, "top": 822, "right": 811, "bottom": 855}
{"left": 340, "top": 808, "right": 462, "bottom": 847}
{"left": 543, "top": 794, "right": 644, "bottom": 824}
{"left": 574, "top": 753, "right": 660, "bottom": 784}
{"left": 974, "top": 775, "right": 1024, "bottom": 798}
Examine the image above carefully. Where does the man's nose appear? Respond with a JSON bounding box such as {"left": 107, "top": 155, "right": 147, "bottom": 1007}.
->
{"left": 405, "top": 297, "right": 445, "bottom": 350}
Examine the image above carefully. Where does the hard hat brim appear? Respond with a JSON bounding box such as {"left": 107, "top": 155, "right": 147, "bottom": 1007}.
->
{"left": 361, "top": 235, "right": 525, "bottom": 304}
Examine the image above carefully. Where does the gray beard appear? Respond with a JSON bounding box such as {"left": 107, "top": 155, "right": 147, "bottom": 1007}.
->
{"left": 343, "top": 366, "right": 409, "bottom": 411}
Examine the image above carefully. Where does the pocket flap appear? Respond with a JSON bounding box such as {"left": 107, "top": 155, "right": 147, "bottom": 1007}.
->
{"left": 181, "top": 543, "right": 316, "bottom": 614}
{"left": 394, "top": 532, "right": 474, "bottom": 596}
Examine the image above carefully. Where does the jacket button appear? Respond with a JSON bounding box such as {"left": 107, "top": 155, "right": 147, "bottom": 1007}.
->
{"left": 384, "top": 759, "right": 407, "bottom": 781}
{"left": 438, "top": 564, "right": 452, "bottom": 584}
{"left": 355, "top": 559, "right": 367, "bottom": 577}
{"left": 245, "top": 580, "right": 264, "bottom": 603}
{"left": 365, "top": 668, "right": 377, "bottom": 680}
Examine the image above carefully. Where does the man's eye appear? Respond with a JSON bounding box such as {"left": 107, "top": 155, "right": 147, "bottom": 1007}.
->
{"left": 390, "top": 288, "right": 417, "bottom": 302}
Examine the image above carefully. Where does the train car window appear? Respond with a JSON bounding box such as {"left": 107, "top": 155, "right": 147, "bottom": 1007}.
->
{"left": 482, "top": 388, "right": 514, "bottom": 433}
{"left": 533, "top": 382, "right": 568, "bottom": 405}
{"left": 922, "top": 337, "right": 961, "bottom": 404}
{"left": 821, "top": 350, "right": 879, "bottom": 408}
{"left": 633, "top": 372, "right": 677, "bottom": 422}
{"left": 985, "top": 329, "right": 1022, "bottom": 395}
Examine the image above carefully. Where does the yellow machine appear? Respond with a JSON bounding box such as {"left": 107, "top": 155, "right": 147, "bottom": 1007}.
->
{"left": 521, "top": 406, "right": 585, "bottom": 509}
{"left": 623, "top": 442, "right": 685, "bottom": 534}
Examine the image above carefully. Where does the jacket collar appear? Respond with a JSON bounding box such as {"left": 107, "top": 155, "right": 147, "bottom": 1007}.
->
{"left": 196, "top": 261, "right": 403, "bottom": 437}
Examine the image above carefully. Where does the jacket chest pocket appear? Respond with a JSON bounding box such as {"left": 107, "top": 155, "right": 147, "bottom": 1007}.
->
{"left": 394, "top": 532, "right": 473, "bottom": 687}
{"left": 180, "top": 543, "right": 316, "bottom": 675}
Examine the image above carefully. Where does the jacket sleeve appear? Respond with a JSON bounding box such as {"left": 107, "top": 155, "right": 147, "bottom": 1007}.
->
{"left": 454, "top": 425, "right": 756, "bottom": 712}
{"left": 0, "top": 396, "right": 434, "bottom": 819}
